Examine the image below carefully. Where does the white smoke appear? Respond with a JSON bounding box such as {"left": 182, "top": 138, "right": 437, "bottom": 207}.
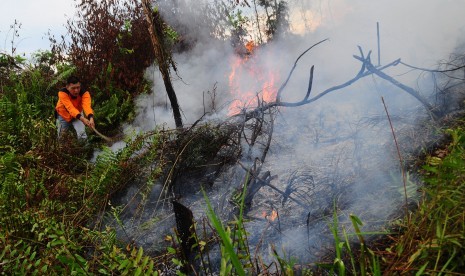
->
{"left": 120, "top": 0, "right": 465, "bottom": 265}
{"left": 130, "top": 0, "right": 465, "bottom": 129}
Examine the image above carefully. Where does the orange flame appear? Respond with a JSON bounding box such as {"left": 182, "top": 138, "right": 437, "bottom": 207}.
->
{"left": 245, "top": 40, "right": 256, "bottom": 54}
{"left": 269, "top": 210, "right": 278, "bottom": 221}
{"left": 262, "top": 210, "right": 278, "bottom": 222}
{"left": 227, "top": 45, "right": 277, "bottom": 115}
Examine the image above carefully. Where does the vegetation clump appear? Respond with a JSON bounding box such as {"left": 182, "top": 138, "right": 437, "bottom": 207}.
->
{"left": 381, "top": 127, "right": 465, "bottom": 274}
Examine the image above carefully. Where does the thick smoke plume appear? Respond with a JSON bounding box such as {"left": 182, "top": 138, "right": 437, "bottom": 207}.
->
{"left": 115, "top": 0, "right": 465, "bottom": 265}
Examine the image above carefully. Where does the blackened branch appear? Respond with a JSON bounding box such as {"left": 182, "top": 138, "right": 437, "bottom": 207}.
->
{"left": 276, "top": 39, "right": 329, "bottom": 101}
{"left": 355, "top": 55, "right": 439, "bottom": 119}
{"left": 304, "top": 65, "right": 315, "bottom": 101}
{"left": 399, "top": 61, "right": 465, "bottom": 73}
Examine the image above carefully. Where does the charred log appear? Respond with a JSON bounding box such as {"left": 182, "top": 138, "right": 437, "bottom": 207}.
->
{"left": 172, "top": 200, "right": 196, "bottom": 262}
{"left": 244, "top": 170, "right": 272, "bottom": 209}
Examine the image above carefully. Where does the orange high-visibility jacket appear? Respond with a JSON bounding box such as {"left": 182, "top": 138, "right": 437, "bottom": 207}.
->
{"left": 55, "top": 88, "right": 94, "bottom": 122}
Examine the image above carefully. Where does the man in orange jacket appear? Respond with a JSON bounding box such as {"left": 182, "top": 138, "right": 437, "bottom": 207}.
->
{"left": 55, "top": 76, "right": 95, "bottom": 139}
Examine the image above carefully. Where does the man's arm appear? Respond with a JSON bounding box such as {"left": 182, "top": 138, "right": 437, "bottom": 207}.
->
{"left": 81, "top": 91, "right": 95, "bottom": 128}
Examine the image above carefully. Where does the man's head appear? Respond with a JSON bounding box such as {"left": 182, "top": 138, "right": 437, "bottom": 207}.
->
{"left": 66, "top": 76, "right": 81, "bottom": 97}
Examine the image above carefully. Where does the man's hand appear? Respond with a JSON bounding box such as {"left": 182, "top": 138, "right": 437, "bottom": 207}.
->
{"left": 88, "top": 117, "right": 95, "bottom": 129}
{"left": 80, "top": 117, "right": 94, "bottom": 128}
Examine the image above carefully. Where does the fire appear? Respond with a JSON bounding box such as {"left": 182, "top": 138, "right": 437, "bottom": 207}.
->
{"left": 269, "top": 210, "right": 278, "bottom": 221}
{"left": 245, "top": 40, "right": 256, "bottom": 54}
{"left": 262, "top": 210, "right": 278, "bottom": 222}
{"left": 227, "top": 44, "right": 278, "bottom": 115}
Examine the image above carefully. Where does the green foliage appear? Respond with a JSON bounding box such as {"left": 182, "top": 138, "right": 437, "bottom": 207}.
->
{"left": 164, "top": 25, "right": 179, "bottom": 45}
{"left": 271, "top": 246, "right": 298, "bottom": 276}
{"left": 0, "top": 128, "right": 162, "bottom": 274}
{"left": 89, "top": 70, "right": 136, "bottom": 135}
{"left": 203, "top": 177, "right": 251, "bottom": 275}
{"left": 90, "top": 146, "right": 122, "bottom": 194}
{"left": 318, "top": 208, "right": 383, "bottom": 276}
{"left": 0, "top": 58, "right": 164, "bottom": 274}
{"left": 0, "top": 151, "right": 22, "bottom": 211}
{"left": 228, "top": 9, "right": 248, "bottom": 30}
{"left": 0, "top": 85, "right": 43, "bottom": 152}
{"left": 101, "top": 132, "right": 158, "bottom": 184}
{"left": 384, "top": 127, "right": 465, "bottom": 274}
{"left": 92, "top": 229, "right": 159, "bottom": 276}
{"left": 227, "top": 8, "right": 249, "bottom": 47}
{"left": 0, "top": 52, "right": 26, "bottom": 71}
{"left": 117, "top": 20, "right": 135, "bottom": 55}
{"left": 0, "top": 211, "right": 87, "bottom": 275}
{"left": 349, "top": 214, "right": 382, "bottom": 276}
{"left": 45, "top": 63, "right": 76, "bottom": 93}
{"left": 94, "top": 90, "right": 134, "bottom": 132}
{"left": 0, "top": 212, "right": 159, "bottom": 275}
{"left": 204, "top": 192, "right": 245, "bottom": 275}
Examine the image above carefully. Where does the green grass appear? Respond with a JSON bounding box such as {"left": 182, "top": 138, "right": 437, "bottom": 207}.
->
{"left": 380, "top": 127, "right": 465, "bottom": 274}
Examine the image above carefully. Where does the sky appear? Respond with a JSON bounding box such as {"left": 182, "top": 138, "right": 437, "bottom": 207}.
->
{"left": 0, "top": 0, "right": 75, "bottom": 56}
{"left": 2, "top": 0, "right": 465, "bottom": 62}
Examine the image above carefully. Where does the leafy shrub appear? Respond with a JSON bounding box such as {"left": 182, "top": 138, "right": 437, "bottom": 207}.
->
{"left": 93, "top": 88, "right": 135, "bottom": 134}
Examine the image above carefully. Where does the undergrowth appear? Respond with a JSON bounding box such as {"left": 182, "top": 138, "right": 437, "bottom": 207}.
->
{"left": 0, "top": 57, "right": 163, "bottom": 274}
{"left": 2, "top": 51, "right": 465, "bottom": 275}
{"left": 314, "top": 124, "right": 465, "bottom": 276}
{"left": 380, "top": 127, "right": 465, "bottom": 275}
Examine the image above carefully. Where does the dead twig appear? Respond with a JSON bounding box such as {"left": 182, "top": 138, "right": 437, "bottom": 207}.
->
{"left": 399, "top": 61, "right": 465, "bottom": 73}
{"left": 276, "top": 38, "right": 329, "bottom": 101}
{"left": 381, "top": 97, "right": 409, "bottom": 222}
{"left": 237, "top": 161, "right": 309, "bottom": 209}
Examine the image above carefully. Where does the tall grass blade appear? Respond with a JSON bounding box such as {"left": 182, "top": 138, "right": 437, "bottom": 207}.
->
{"left": 202, "top": 189, "right": 245, "bottom": 276}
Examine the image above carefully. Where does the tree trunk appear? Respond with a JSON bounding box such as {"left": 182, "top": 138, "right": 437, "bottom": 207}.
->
{"left": 142, "top": 0, "right": 183, "bottom": 128}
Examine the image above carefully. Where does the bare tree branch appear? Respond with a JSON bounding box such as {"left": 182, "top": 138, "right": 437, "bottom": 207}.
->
{"left": 237, "top": 161, "right": 308, "bottom": 209}
{"left": 233, "top": 44, "right": 444, "bottom": 124}
{"left": 276, "top": 38, "right": 329, "bottom": 101}
{"left": 400, "top": 61, "right": 465, "bottom": 73}
{"left": 355, "top": 55, "right": 439, "bottom": 118}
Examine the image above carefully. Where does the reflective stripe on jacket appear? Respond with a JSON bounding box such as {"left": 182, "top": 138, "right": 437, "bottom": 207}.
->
{"left": 55, "top": 88, "right": 94, "bottom": 122}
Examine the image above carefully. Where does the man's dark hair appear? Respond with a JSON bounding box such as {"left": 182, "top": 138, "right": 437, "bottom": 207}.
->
{"left": 67, "top": 76, "right": 81, "bottom": 85}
